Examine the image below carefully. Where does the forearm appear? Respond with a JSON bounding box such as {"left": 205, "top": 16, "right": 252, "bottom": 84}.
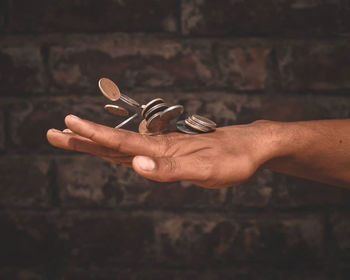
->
{"left": 259, "top": 119, "right": 350, "bottom": 188}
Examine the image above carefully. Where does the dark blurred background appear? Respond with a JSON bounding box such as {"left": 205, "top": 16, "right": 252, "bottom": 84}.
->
{"left": 0, "top": 0, "right": 350, "bottom": 279}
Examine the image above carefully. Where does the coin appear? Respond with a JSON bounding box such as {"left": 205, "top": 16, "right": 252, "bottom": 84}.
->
{"left": 146, "top": 112, "right": 169, "bottom": 133}
{"left": 115, "top": 113, "right": 138, "bottom": 129}
{"left": 138, "top": 119, "right": 154, "bottom": 135}
{"left": 176, "top": 120, "right": 199, "bottom": 135}
{"left": 99, "top": 78, "right": 121, "bottom": 101}
{"left": 185, "top": 117, "right": 212, "bottom": 132}
{"left": 160, "top": 105, "right": 184, "bottom": 122}
{"left": 120, "top": 94, "right": 141, "bottom": 108}
{"left": 104, "top": 104, "right": 129, "bottom": 117}
{"left": 191, "top": 114, "right": 216, "bottom": 129}
{"left": 144, "top": 103, "right": 168, "bottom": 120}
{"left": 141, "top": 98, "right": 165, "bottom": 118}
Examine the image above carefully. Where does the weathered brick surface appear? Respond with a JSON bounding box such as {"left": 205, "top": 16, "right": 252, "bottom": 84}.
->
{"left": 215, "top": 44, "right": 271, "bottom": 90}
{"left": 330, "top": 212, "right": 350, "bottom": 259}
{"left": 181, "top": 0, "right": 348, "bottom": 36}
{"left": 55, "top": 155, "right": 227, "bottom": 208}
{"left": 155, "top": 213, "right": 324, "bottom": 265}
{"left": 49, "top": 36, "right": 215, "bottom": 93}
{"left": 0, "top": 45, "right": 46, "bottom": 94}
{"left": 277, "top": 41, "right": 350, "bottom": 91}
{"left": 0, "top": 157, "right": 50, "bottom": 207}
{"left": 10, "top": 0, "right": 179, "bottom": 33}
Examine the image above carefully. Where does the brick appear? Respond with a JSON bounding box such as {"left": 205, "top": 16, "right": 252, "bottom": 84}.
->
{"left": 0, "top": 46, "right": 46, "bottom": 94}
{"left": 277, "top": 42, "right": 350, "bottom": 91}
{"left": 0, "top": 211, "right": 64, "bottom": 267}
{"left": 8, "top": 98, "right": 118, "bottom": 153}
{"left": 0, "top": 109, "right": 5, "bottom": 151}
{"left": 216, "top": 45, "right": 271, "bottom": 90}
{"left": 0, "top": 156, "right": 50, "bottom": 207}
{"left": 49, "top": 36, "right": 214, "bottom": 93}
{"left": 330, "top": 212, "right": 350, "bottom": 259}
{"left": 270, "top": 174, "right": 350, "bottom": 208}
{"left": 0, "top": 268, "right": 43, "bottom": 280}
{"left": 181, "top": 0, "right": 346, "bottom": 36}
{"left": 55, "top": 155, "right": 227, "bottom": 208}
{"left": 155, "top": 213, "right": 324, "bottom": 266}
{"left": 11, "top": 0, "right": 179, "bottom": 33}
{"left": 58, "top": 211, "right": 155, "bottom": 265}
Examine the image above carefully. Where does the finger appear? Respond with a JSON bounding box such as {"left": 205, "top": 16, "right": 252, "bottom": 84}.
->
{"left": 64, "top": 115, "right": 168, "bottom": 156}
{"left": 47, "top": 128, "right": 130, "bottom": 158}
{"left": 132, "top": 155, "right": 209, "bottom": 182}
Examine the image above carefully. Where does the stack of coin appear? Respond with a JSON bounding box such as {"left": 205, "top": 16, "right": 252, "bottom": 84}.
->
{"left": 141, "top": 98, "right": 184, "bottom": 134}
{"left": 176, "top": 114, "right": 216, "bottom": 134}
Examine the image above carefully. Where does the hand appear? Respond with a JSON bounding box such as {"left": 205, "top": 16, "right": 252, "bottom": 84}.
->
{"left": 47, "top": 115, "right": 275, "bottom": 188}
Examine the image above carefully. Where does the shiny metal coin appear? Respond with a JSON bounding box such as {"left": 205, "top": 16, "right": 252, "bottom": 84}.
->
{"left": 160, "top": 105, "right": 184, "bottom": 122}
{"left": 141, "top": 98, "right": 165, "bottom": 117}
{"left": 120, "top": 94, "right": 141, "bottom": 108}
{"left": 99, "top": 78, "right": 121, "bottom": 101}
{"left": 104, "top": 104, "right": 129, "bottom": 117}
{"left": 176, "top": 120, "right": 199, "bottom": 135}
{"left": 185, "top": 118, "right": 212, "bottom": 132}
{"left": 146, "top": 112, "right": 169, "bottom": 133}
{"left": 115, "top": 113, "right": 138, "bottom": 129}
{"left": 190, "top": 114, "right": 216, "bottom": 129}
{"left": 144, "top": 103, "right": 168, "bottom": 120}
{"left": 138, "top": 120, "right": 155, "bottom": 135}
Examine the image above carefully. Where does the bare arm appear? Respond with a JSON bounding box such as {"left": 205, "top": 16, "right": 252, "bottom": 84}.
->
{"left": 46, "top": 115, "right": 350, "bottom": 188}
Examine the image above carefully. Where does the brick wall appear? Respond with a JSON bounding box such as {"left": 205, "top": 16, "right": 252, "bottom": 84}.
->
{"left": 1, "top": 1, "right": 350, "bottom": 279}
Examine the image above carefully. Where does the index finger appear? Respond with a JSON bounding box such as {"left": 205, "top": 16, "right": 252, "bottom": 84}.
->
{"left": 64, "top": 114, "right": 167, "bottom": 156}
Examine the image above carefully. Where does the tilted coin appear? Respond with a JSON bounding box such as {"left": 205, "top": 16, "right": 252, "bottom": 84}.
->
{"left": 104, "top": 104, "right": 129, "bottom": 117}
{"left": 176, "top": 120, "right": 199, "bottom": 135}
{"left": 185, "top": 118, "right": 212, "bottom": 132}
{"left": 120, "top": 94, "right": 141, "bottom": 108}
{"left": 138, "top": 119, "right": 155, "bottom": 135}
{"left": 144, "top": 102, "right": 168, "bottom": 120}
{"left": 141, "top": 98, "right": 165, "bottom": 118}
{"left": 146, "top": 112, "right": 169, "bottom": 133}
{"left": 115, "top": 113, "right": 138, "bottom": 129}
{"left": 99, "top": 78, "right": 121, "bottom": 101}
{"left": 190, "top": 114, "right": 216, "bottom": 129}
{"left": 160, "top": 105, "right": 184, "bottom": 122}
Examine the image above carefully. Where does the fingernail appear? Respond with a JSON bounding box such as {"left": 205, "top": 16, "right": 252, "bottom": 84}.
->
{"left": 49, "top": 128, "right": 62, "bottom": 133}
{"left": 67, "top": 114, "right": 79, "bottom": 120}
{"left": 136, "top": 156, "right": 155, "bottom": 171}
{"left": 63, "top": 128, "right": 73, "bottom": 133}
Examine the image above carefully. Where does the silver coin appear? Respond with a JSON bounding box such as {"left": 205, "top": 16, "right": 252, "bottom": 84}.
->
{"left": 120, "top": 94, "right": 141, "bottom": 108}
{"left": 141, "top": 98, "right": 165, "bottom": 117}
{"left": 190, "top": 114, "right": 216, "bottom": 129}
{"left": 146, "top": 112, "right": 169, "bottom": 133}
{"left": 144, "top": 103, "right": 168, "bottom": 120}
{"left": 99, "top": 78, "right": 121, "bottom": 101}
{"left": 104, "top": 104, "right": 129, "bottom": 117}
{"left": 138, "top": 119, "right": 155, "bottom": 135}
{"left": 185, "top": 118, "right": 212, "bottom": 132}
{"left": 115, "top": 113, "right": 138, "bottom": 129}
{"left": 160, "top": 105, "right": 184, "bottom": 122}
{"left": 176, "top": 120, "right": 199, "bottom": 135}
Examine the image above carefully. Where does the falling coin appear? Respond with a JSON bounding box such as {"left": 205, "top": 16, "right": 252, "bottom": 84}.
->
{"left": 141, "top": 98, "right": 165, "bottom": 118}
{"left": 146, "top": 112, "right": 169, "bottom": 133}
{"left": 99, "top": 78, "right": 121, "bottom": 101}
{"left": 176, "top": 120, "right": 199, "bottom": 135}
{"left": 120, "top": 94, "right": 141, "bottom": 108}
{"left": 160, "top": 105, "right": 184, "bottom": 122}
{"left": 138, "top": 120, "right": 154, "bottom": 135}
{"left": 104, "top": 104, "right": 129, "bottom": 117}
{"left": 115, "top": 113, "right": 138, "bottom": 129}
{"left": 144, "top": 103, "right": 168, "bottom": 120}
{"left": 185, "top": 117, "right": 212, "bottom": 132}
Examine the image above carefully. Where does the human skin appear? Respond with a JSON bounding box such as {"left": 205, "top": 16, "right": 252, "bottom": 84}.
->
{"left": 46, "top": 115, "right": 350, "bottom": 189}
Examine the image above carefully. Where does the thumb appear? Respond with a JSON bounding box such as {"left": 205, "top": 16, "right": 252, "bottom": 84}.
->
{"left": 132, "top": 155, "right": 198, "bottom": 182}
